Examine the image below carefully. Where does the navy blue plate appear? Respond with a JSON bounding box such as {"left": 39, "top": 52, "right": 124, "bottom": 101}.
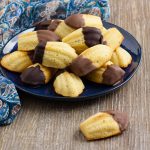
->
{"left": 0, "top": 22, "right": 142, "bottom": 101}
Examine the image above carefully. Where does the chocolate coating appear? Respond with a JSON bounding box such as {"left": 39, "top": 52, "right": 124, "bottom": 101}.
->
{"left": 33, "top": 42, "right": 46, "bottom": 64}
{"left": 65, "top": 14, "right": 84, "bottom": 29}
{"left": 106, "top": 110, "right": 129, "bottom": 132}
{"left": 37, "top": 30, "right": 60, "bottom": 42}
{"left": 27, "top": 51, "right": 34, "bottom": 62}
{"left": 102, "top": 64, "right": 125, "bottom": 85}
{"left": 20, "top": 66, "right": 45, "bottom": 85}
{"left": 82, "top": 27, "right": 103, "bottom": 47}
{"left": 48, "top": 20, "right": 61, "bottom": 31}
{"left": 69, "top": 55, "right": 97, "bottom": 76}
{"left": 34, "top": 20, "right": 52, "bottom": 30}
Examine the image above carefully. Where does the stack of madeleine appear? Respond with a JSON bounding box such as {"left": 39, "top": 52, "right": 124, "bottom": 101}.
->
{"left": 1, "top": 14, "right": 132, "bottom": 97}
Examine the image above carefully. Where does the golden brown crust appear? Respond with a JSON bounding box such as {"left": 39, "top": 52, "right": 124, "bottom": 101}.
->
{"left": 1, "top": 51, "right": 33, "bottom": 73}
{"left": 53, "top": 71, "right": 85, "bottom": 97}
{"left": 80, "top": 111, "right": 129, "bottom": 140}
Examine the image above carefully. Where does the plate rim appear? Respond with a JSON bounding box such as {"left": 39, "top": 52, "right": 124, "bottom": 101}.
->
{"left": 0, "top": 21, "right": 142, "bottom": 101}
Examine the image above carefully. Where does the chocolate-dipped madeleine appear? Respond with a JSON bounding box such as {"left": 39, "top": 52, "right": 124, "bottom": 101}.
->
{"left": 102, "top": 28, "right": 124, "bottom": 51}
{"left": 1, "top": 51, "right": 33, "bottom": 73}
{"left": 18, "top": 30, "right": 60, "bottom": 51}
{"left": 62, "top": 27, "right": 104, "bottom": 54}
{"left": 65, "top": 14, "right": 103, "bottom": 30}
{"left": 20, "top": 63, "right": 52, "bottom": 85}
{"left": 33, "top": 42, "right": 78, "bottom": 69}
{"left": 86, "top": 61, "right": 125, "bottom": 85}
{"left": 52, "top": 14, "right": 103, "bottom": 39}
{"left": 80, "top": 110, "right": 129, "bottom": 140}
{"left": 69, "top": 44, "right": 113, "bottom": 76}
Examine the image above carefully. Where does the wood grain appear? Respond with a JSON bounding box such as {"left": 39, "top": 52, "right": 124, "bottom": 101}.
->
{"left": 0, "top": 0, "right": 150, "bottom": 149}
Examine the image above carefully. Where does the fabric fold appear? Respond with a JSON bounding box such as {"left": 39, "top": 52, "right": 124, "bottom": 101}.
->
{"left": 0, "top": 75, "right": 21, "bottom": 125}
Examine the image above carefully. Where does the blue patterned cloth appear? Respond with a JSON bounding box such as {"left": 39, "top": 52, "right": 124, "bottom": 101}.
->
{"left": 0, "top": 0, "right": 110, "bottom": 125}
{"left": 0, "top": 75, "right": 21, "bottom": 125}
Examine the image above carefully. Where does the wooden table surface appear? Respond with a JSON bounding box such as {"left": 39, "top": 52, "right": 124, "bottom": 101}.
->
{"left": 0, "top": 0, "right": 150, "bottom": 149}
